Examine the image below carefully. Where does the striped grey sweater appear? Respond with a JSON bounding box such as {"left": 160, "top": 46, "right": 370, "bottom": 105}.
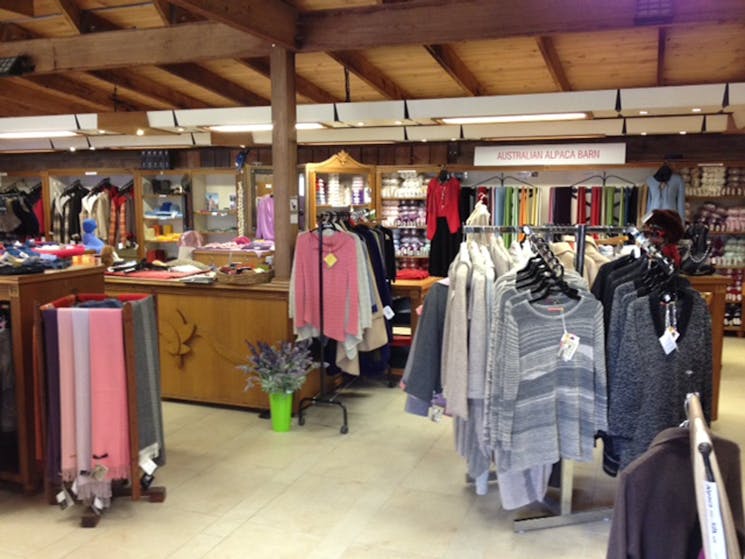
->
{"left": 489, "top": 294, "right": 608, "bottom": 473}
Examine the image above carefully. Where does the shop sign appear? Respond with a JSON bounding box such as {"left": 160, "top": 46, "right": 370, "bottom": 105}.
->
{"left": 474, "top": 142, "right": 626, "bottom": 166}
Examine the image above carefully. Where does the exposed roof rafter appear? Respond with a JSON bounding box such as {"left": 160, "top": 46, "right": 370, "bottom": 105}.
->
{"left": 238, "top": 57, "right": 337, "bottom": 103}
{"left": 535, "top": 35, "right": 571, "bottom": 92}
{"left": 90, "top": 68, "right": 210, "bottom": 109}
{"left": 328, "top": 50, "right": 410, "bottom": 100}
{"left": 657, "top": 27, "right": 667, "bottom": 86}
{"left": 168, "top": 0, "right": 297, "bottom": 49}
{"left": 160, "top": 63, "right": 269, "bottom": 106}
{"left": 0, "top": 0, "right": 34, "bottom": 17}
{"left": 49, "top": 0, "right": 82, "bottom": 34}
{"left": 424, "top": 44, "right": 485, "bottom": 96}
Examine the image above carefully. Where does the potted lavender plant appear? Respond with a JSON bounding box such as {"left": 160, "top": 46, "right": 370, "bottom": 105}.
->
{"left": 238, "top": 340, "right": 316, "bottom": 432}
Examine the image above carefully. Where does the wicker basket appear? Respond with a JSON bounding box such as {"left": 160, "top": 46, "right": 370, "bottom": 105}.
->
{"left": 215, "top": 269, "right": 274, "bottom": 285}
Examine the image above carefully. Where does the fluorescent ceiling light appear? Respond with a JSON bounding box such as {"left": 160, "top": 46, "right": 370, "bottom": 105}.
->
{"left": 210, "top": 123, "right": 324, "bottom": 132}
{"left": 441, "top": 112, "right": 587, "bottom": 125}
{"left": 0, "top": 130, "right": 78, "bottom": 139}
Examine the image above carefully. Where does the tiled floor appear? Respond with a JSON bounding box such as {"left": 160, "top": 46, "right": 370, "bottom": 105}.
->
{"left": 2, "top": 337, "right": 745, "bottom": 558}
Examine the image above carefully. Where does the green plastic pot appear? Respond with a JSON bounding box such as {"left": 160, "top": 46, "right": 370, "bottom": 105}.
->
{"left": 269, "top": 392, "right": 293, "bottom": 432}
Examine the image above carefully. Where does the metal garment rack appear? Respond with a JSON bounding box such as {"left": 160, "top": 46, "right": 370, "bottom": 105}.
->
{"left": 461, "top": 223, "right": 628, "bottom": 531}
{"left": 297, "top": 214, "right": 350, "bottom": 435}
{"left": 686, "top": 393, "right": 742, "bottom": 558}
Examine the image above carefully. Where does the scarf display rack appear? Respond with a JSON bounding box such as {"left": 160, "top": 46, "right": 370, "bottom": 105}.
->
{"left": 297, "top": 211, "right": 352, "bottom": 435}
{"left": 35, "top": 294, "right": 166, "bottom": 528}
{"left": 686, "top": 392, "right": 742, "bottom": 558}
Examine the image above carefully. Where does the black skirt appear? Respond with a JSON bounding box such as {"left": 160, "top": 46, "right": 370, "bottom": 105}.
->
{"left": 428, "top": 217, "right": 461, "bottom": 277}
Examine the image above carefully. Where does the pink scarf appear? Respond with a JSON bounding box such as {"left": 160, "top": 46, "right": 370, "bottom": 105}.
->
{"left": 57, "top": 309, "right": 77, "bottom": 482}
{"left": 89, "top": 309, "right": 130, "bottom": 481}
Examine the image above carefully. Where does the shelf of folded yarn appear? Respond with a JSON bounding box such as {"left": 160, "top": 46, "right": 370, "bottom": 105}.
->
{"left": 395, "top": 254, "right": 429, "bottom": 259}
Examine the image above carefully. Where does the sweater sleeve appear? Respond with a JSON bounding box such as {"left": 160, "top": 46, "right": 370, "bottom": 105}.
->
{"left": 496, "top": 306, "right": 521, "bottom": 451}
{"left": 441, "top": 262, "right": 470, "bottom": 420}
{"left": 593, "top": 303, "right": 609, "bottom": 433}
{"left": 447, "top": 177, "right": 462, "bottom": 235}
{"left": 426, "top": 178, "right": 437, "bottom": 241}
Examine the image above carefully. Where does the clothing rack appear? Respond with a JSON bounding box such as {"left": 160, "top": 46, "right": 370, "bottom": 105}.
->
{"left": 297, "top": 212, "right": 350, "bottom": 434}
{"left": 685, "top": 392, "right": 742, "bottom": 558}
{"left": 36, "top": 295, "right": 166, "bottom": 528}
{"left": 568, "top": 171, "right": 638, "bottom": 188}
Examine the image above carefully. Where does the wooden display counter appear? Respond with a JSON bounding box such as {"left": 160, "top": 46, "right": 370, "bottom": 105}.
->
{"left": 191, "top": 248, "right": 273, "bottom": 268}
{"left": 0, "top": 266, "right": 105, "bottom": 492}
{"left": 686, "top": 274, "right": 729, "bottom": 420}
{"left": 391, "top": 276, "right": 441, "bottom": 336}
{"left": 104, "top": 277, "right": 318, "bottom": 411}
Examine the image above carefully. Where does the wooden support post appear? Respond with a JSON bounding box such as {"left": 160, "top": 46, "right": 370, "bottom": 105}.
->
{"left": 271, "top": 46, "right": 298, "bottom": 281}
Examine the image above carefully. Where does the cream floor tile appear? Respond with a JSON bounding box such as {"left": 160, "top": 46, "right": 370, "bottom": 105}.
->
{"left": 352, "top": 488, "right": 474, "bottom": 557}
{"left": 202, "top": 522, "right": 321, "bottom": 559}
{"left": 24, "top": 530, "right": 99, "bottom": 559}
{"left": 340, "top": 544, "right": 438, "bottom": 559}
{"left": 167, "top": 534, "right": 222, "bottom": 559}
{"left": 399, "top": 447, "right": 479, "bottom": 497}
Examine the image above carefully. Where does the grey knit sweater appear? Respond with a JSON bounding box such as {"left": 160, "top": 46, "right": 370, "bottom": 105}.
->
{"left": 489, "top": 294, "right": 608, "bottom": 473}
{"left": 609, "top": 288, "right": 712, "bottom": 470}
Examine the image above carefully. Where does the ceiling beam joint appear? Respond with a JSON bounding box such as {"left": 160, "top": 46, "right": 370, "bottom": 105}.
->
{"left": 535, "top": 35, "right": 571, "bottom": 92}
{"left": 328, "top": 50, "right": 410, "bottom": 100}
{"left": 424, "top": 44, "right": 484, "bottom": 96}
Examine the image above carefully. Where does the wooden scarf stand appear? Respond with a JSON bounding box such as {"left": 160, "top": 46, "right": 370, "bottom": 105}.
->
{"left": 36, "top": 295, "right": 166, "bottom": 528}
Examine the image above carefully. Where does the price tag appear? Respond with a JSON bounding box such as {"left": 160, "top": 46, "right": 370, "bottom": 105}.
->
{"left": 56, "top": 488, "right": 74, "bottom": 510}
{"left": 324, "top": 253, "right": 338, "bottom": 268}
{"left": 558, "top": 333, "right": 580, "bottom": 361}
{"left": 668, "top": 326, "right": 680, "bottom": 342}
{"left": 92, "top": 464, "right": 108, "bottom": 481}
{"left": 70, "top": 478, "right": 78, "bottom": 496}
{"left": 429, "top": 405, "right": 444, "bottom": 423}
{"left": 703, "top": 481, "right": 727, "bottom": 559}
{"left": 139, "top": 457, "right": 157, "bottom": 476}
{"left": 383, "top": 305, "right": 395, "bottom": 320}
{"left": 659, "top": 329, "right": 678, "bottom": 354}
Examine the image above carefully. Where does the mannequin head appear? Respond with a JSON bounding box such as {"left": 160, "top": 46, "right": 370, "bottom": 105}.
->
{"left": 81, "top": 219, "right": 104, "bottom": 253}
{"left": 653, "top": 164, "right": 673, "bottom": 183}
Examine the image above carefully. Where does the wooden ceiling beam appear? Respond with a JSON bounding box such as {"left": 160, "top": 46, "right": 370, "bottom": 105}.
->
{"left": 0, "top": 22, "right": 34, "bottom": 41}
{"left": 0, "top": 1, "right": 34, "bottom": 17}
{"left": 19, "top": 74, "right": 154, "bottom": 112}
{"left": 168, "top": 0, "right": 297, "bottom": 49}
{"left": 238, "top": 57, "right": 337, "bottom": 103}
{"left": 0, "top": 22, "right": 270, "bottom": 74}
{"left": 535, "top": 35, "right": 571, "bottom": 92}
{"left": 90, "top": 68, "right": 210, "bottom": 109}
{"left": 49, "top": 0, "right": 82, "bottom": 34}
{"left": 657, "top": 27, "right": 667, "bottom": 86}
{"left": 424, "top": 44, "right": 485, "bottom": 96}
{"left": 300, "top": 0, "right": 745, "bottom": 51}
{"left": 328, "top": 50, "right": 410, "bottom": 100}
{"left": 159, "top": 63, "right": 269, "bottom": 106}
{"left": 0, "top": 79, "right": 98, "bottom": 114}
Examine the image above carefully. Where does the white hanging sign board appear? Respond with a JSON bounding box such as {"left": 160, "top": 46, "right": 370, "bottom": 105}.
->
{"left": 474, "top": 142, "right": 626, "bottom": 166}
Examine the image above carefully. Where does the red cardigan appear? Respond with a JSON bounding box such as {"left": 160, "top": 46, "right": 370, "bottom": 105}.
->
{"left": 426, "top": 177, "right": 461, "bottom": 240}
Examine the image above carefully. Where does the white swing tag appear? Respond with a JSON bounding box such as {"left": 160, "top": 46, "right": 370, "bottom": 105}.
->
{"left": 659, "top": 329, "right": 678, "bottom": 354}
{"left": 668, "top": 326, "right": 680, "bottom": 342}
{"left": 703, "top": 481, "right": 727, "bottom": 559}
{"left": 429, "top": 405, "right": 444, "bottom": 423}
{"left": 558, "top": 333, "right": 580, "bottom": 362}
{"left": 56, "top": 487, "right": 74, "bottom": 510}
{"left": 139, "top": 457, "right": 157, "bottom": 476}
{"left": 383, "top": 305, "right": 395, "bottom": 320}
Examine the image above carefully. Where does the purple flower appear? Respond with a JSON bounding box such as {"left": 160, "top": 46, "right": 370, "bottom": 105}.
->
{"left": 238, "top": 339, "right": 317, "bottom": 394}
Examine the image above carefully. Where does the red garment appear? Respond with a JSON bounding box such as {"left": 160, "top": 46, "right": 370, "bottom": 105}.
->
{"left": 34, "top": 245, "right": 86, "bottom": 258}
{"left": 395, "top": 269, "right": 430, "bottom": 280}
{"left": 293, "top": 231, "right": 360, "bottom": 343}
{"left": 426, "top": 177, "right": 461, "bottom": 241}
{"left": 33, "top": 198, "right": 45, "bottom": 235}
{"left": 591, "top": 187, "right": 603, "bottom": 226}
{"left": 576, "top": 187, "right": 587, "bottom": 224}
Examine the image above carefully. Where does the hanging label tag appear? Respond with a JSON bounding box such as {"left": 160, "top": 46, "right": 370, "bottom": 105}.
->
{"left": 56, "top": 488, "right": 74, "bottom": 510}
{"left": 383, "top": 305, "right": 395, "bottom": 320}
{"left": 703, "top": 481, "right": 727, "bottom": 559}
{"left": 324, "top": 253, "right": 338, "bottom": 268}
{"left": 92, "top": 464, "right": 108, "bottom": 481}
{"left": 429, "top": 405, "right": 444, "bottom": 423}
{"left": 668, "top": 326, "right": 680, "bottom": 342}
{"left": 139, "top": 457, "right": 157, "bottom": 476}
{"left": 139, "top": 443, "right": 160, "bottom": 463}
{"left": 70, "top": 478, "right": 78, "bottom": 496}
{"left": 659, "top": 329, "right": 678, "bottom": 354}
{"left": 91, "top": 496, "right": 104, "bottom": 515}
{"left": 558, "top": 333, "right": 580, "bottom": 361}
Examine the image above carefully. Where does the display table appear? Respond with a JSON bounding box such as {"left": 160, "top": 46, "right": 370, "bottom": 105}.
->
{"left": 191, "top": 248, "right": 273, "bottom": 269}
{"left": 686, "top": 274, "right": 728, "bottom": 420}
{"left": 391, "top": 276, "right": 441, "bottom": 337}
{"left": 104, "top": 277, "right": 318, "bottom": 411}
{"left": 0, "top": 266, "right": 105, "bottom": 492}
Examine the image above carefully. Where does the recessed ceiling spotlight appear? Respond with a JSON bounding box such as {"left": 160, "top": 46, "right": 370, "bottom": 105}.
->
{"left": 394, "top": 120, "right": 403, "bottom": 125}
{"left": 136, "top": 128, "right": 145, "bottom": 136}
{"left": 679, "top": 130, "right": 687, "bottom": 135}
{"left": 450, "top": 138, "right": 457, "bottom": 141}
{"left": 89, "top": 145, "right": 96, "bottom": 151}
{"left": 421, "top": 139, "right": 427, "bottom": 142}
{"left": 239, "top": 144, "right": 246, "bottom": 148}
{"left": 641, "top": 132, "right": 648, "bottom": 136}
{"left": 69, "top": 146, "right": 76, "bottom": 152}
{"left": 356, "top": 121, "right": 365, "bottom": 127}
{"left": 639, "top": 110, "right": 649, "bottom": 115}
{"left": 177, "top": 127, "right": 185, "bottom": 132}
{"left": 692, "top": 107, "right": 702, "bottom": 113}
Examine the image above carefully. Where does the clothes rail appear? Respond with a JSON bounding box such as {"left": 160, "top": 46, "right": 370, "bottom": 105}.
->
{"left": 297, "top": 211, "right": 351, "bottom": 434}
{"left": 686, "top": 392, "right": 742, "bottom": 558}
{"left": 568, "top": 171, "right": 638, "bottom": 188}
{"left": 461, "top": 173, "right": 537, "bottom": 189}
